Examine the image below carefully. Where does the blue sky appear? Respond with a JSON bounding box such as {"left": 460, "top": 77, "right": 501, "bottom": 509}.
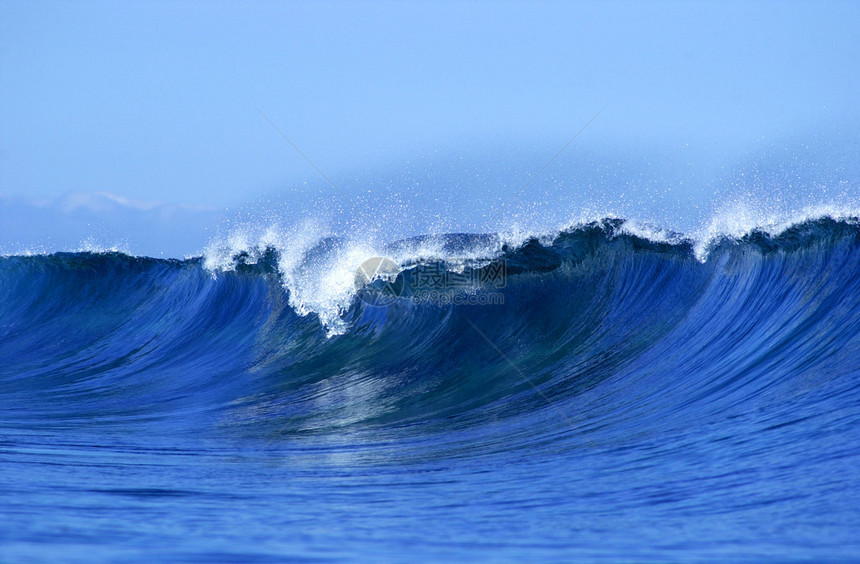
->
{"left": 1, "top": 1, "right": 858, "bottom": 255}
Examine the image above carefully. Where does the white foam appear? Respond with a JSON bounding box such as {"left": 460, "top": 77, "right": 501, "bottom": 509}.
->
{"left": 201, "top": 200, "right": 859, "bottom": 335}
{"left": 618, "top": 219, "right": 686, "bottom": 245}
{"left": 204, "top": 219, "right": 388, "bottom": 336}
{"left": 76, "top": 237, "right": 132, "bottom": 255}
{"left": 691, "top": 200, "right": 859, "bottom": 261}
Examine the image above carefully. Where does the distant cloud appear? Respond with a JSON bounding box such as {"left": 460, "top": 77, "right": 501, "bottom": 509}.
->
{"left": 52, "top": 191, "right": 216, "bottom": 214}
{"left": 0, "top": 192, "right": 224, "bottom": 257}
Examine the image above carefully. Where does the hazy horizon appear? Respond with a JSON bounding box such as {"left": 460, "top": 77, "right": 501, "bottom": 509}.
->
{"left": 2, "top": 1, "right": 859, "bottom": 255}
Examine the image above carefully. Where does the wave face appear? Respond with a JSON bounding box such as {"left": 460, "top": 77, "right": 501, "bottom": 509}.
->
{"left": 2, "top": 216, "right": 860, "bottom": 560}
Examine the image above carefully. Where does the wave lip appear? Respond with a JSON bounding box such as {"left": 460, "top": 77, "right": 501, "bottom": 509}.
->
{"left": 199, "top": 211, "right": 860, "bottom": 332}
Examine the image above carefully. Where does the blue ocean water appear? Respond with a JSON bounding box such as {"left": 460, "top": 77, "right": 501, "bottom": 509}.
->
{"left": 1, "top": 215, "right": 859, "bottom": 561}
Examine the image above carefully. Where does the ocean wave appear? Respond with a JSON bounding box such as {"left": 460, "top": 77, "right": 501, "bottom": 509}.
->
{"left": 1, "top": 215, "right": 858, "bottom": 446}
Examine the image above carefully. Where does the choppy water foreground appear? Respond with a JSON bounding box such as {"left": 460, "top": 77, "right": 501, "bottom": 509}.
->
{"left": 1, "top": 216, "right": 859, "bottom": 561}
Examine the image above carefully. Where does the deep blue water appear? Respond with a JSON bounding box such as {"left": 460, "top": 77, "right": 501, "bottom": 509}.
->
{"left": 1, "top": 217, "right": 859, "bottom": 561}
